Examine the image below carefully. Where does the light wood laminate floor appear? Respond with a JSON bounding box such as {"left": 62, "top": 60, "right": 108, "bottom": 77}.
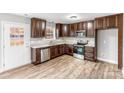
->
{"left": 0, "top": 55, "right": 123, "bottom": 79}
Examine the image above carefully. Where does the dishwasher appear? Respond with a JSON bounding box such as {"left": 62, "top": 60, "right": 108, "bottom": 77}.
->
{"left": 41, "top": 48, "right": 50, "bottom": 63}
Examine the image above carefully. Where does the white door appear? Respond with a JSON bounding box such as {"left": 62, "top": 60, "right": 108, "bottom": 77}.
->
{"left": 2, "top": 21, "right": 31, "bottom": 71}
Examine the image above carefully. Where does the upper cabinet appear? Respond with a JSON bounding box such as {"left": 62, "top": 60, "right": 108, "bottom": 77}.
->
{"left": 56, "top": 20, "right": 95, "bottom": 38}
{"left": 95, "top": 18, "right": 104, "bottom": 29}
{"left": 68, "top": 24, "right": 76, "bottom": 37}
{"left": 56, "top": 24, "right": 69, "bottom": 38}
{"left": 95, "top": 15, "right": 118, "bottom": 30}
{"left": 56, "top": 23, "right": 62, "bottom": 38}
{"left": 107, "top": 15, "right": 118, "bottom": 28}
{"left": 77, "top": 22, "right": 87, "bottom": 30}
{"left": 62, "top": 24, "right": 69, "bottom": 37}
{"left": 31, "top": 18, "right": 46, "bottom": 38}
{"left": 86, "top": 21, "right": 95, "bottom": 37}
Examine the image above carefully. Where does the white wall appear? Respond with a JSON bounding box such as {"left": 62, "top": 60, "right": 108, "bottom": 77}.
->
{"left": 0, "top": 13, "right": 31, "bottom": 72}
{"left": 97, "top": 29, "right": 118, "bottom": 64}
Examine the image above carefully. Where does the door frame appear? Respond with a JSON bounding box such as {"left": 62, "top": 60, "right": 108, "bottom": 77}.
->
{"left": 0, "top": 21, "right": 30, "bottom": 72}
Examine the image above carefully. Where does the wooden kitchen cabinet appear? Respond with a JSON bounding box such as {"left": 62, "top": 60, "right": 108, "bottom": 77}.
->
{"left": 77, "top": 22, "right": 87, "bottom": 30}
{"left": 58, "top": 44, "right": 65, "bottom": 56}
{"left": 61, "top": 24, "right": 69, "bottom": 37}
{"left": 68, "top": 24, "right": 76, "bottom": 37}
{"left": 65, "top": 44, "right": 73, "bottom": 56}
{"left": 56, "top": 24, "right": 69, "bottom": 38}
{"left": 95, "top": 18, "right": 104, "bottom": 29}
{"left": 50, "top": 46, "right": 59, "bottom": 59}
{"left": 84, "top": 46, "right": 96, "bottom": 61}
{"left": 73, "top": 23, "right": 78, "bottom": 31}
{"left": 50, "top": 44, "right": 66, "bottom": 59}
{"left": 95, "top": 15, "right": 118, "bottom": 29}
{"left": 106, "top": 15, "right": 118, "bottom": 28}
{"left": 86, "top": 21, "right": 95, "bottom": 37}
{"left": 31, "top": 48, "right": 41, "bottom": 65}
{"left": 56, "top": 23, "right": 62, "bottom": 38}
{"left": 31, "top": 18, "right": 46, "bottom": 38}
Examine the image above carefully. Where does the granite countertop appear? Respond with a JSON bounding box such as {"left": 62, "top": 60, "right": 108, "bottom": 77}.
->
{"left": 31, "top": 43, "right": 65, "bottom": 48}
{"left": 31, "top": 42, "right": 95, "bottom": 49}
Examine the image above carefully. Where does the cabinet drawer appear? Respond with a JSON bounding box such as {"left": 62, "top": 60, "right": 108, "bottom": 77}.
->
{"left": 84, "top": 53, "right": 94, "bottom": 58}
{"left": 85, "top": 47, "right": 94, "bottom": 52}
{"left": 84, "top": 57, "right": 95, "bottom": 61}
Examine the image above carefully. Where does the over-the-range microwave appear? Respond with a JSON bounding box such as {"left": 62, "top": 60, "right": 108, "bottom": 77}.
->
{"left": 76, "top": 30, "right": 86, "bottom": 38}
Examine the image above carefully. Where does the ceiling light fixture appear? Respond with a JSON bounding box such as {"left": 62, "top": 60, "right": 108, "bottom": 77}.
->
{"left": 67, "top": 14, "right": 81, "bottom": 20}
{"left": 70, "top": 16, "right": 77, "bottom": 19}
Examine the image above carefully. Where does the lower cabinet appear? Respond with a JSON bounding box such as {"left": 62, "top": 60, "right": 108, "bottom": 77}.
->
{"left": 50, "top": 44, "right": 66, "bottom": 59}
{"left": 31, "top": 48, "right": 41, "bottom": 65}
{"left": 65, "top": 44, "right": 73, "bottom": 56}
{"left": 50, "top": 44, "right": 74, "bottom": 59}
{"left": 50, "top": 46, "right": 58, "bottom": 59}
{"left": 31, "top": 45, "right": 97, "bottom": 65}
{"left": 84, "top": 46, "right": 96, "bottom": 61}
{"left": 58, "top": 44, "right": 65, "bottom": 56}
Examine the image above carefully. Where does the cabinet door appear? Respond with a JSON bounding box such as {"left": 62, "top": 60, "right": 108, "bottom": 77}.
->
{"left": 58, "top": 45, "right": 64, "bottom": 55}
{"left": 107, "top": 15, "right": 118, "bottom": 28}
{"left": 56, "top": 24, "right": 60, "bottom": 38}
{"left": 62, "top": 24, "right": 68, "bottom": 37}
{"left": 31, "top": 19, "right": 37, "bottom": 38}
{"left": 95, "top": 18, "right": 104, "bottom": 29}
{"left": 36, "top": 20, "right": 41, "bottom": 37}
{"left": 50, "top": 46, "right": 56, "bottom": 59}
{"left": 73, "top": 23, "right": 78, "bottom": 31}
{"left": 56, "top": 24, "right": 63, "bottom": 37}
{"left": 55, "top": 46, "right": 59, "bottom": 57}
{"left": 84, "top": 46, "right": 96, "bottom": 61}
{"left": 68, "top": 24, "right": 75, "bottom": 37}
{"left": 41, "top": 20, "right": 46, "bottom": 37}
{"left": 77, "top": 22, "right": 82, "bottom": 30}
{"left": 65, "top": 44, "right": 73, "bottom": 56}
{"left": 77, "top": 22, "right": 87, "bottom": 30}
{"left": 35, "top": 48, "right": 41, "bottom": 64}
{"left": 31, "top": 18, "right": 46, "bottom": 38}
{"left": 86, "top": 21, "right": 95, "bottom": 37}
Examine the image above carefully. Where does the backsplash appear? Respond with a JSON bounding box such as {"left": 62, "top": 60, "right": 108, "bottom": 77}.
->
{"left": 62, "top": 37, "right": 95, "bottom": 46}
{"left": 30, "top": 38, "right": 64, "bottom": 46}
{"left": 30, "top": 37, "right": 95, "bottom": 47}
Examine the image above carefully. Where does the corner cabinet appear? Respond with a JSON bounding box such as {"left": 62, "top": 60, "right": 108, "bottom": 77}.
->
{"left": 31, "top": 18, "right": 46, "bottom": 38}
{"left": 65, "top": 44, "right": 73, "bottom": 56}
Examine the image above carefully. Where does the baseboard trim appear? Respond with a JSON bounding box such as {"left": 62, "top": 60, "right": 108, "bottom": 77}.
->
{"left": 97, "top": 58, "right": 117, "bottom": 64}
{"left": 0, "top": 63, "right": 31, "bottom": 74}
{"left": 122, "top": 67, "right": 124, "bottom": 77}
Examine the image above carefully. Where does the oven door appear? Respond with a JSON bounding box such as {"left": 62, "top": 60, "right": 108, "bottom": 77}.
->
{"left": 73, "top": 46, "right": 84, "bottom": 55}
{"left": 73, "top": 46, "right": 84, "bottom": 59}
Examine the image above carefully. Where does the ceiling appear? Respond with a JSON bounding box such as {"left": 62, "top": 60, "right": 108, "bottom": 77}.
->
{"left": 14, "top": 13, "right": 115, "bottom": 23}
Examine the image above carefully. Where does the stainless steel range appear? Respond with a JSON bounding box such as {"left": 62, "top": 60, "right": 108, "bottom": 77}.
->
{"left": 73, "top": 40, "right": 88, "bottom": 60}
{"left": 73, "top": 44, "right": 85, "bottom": 59}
